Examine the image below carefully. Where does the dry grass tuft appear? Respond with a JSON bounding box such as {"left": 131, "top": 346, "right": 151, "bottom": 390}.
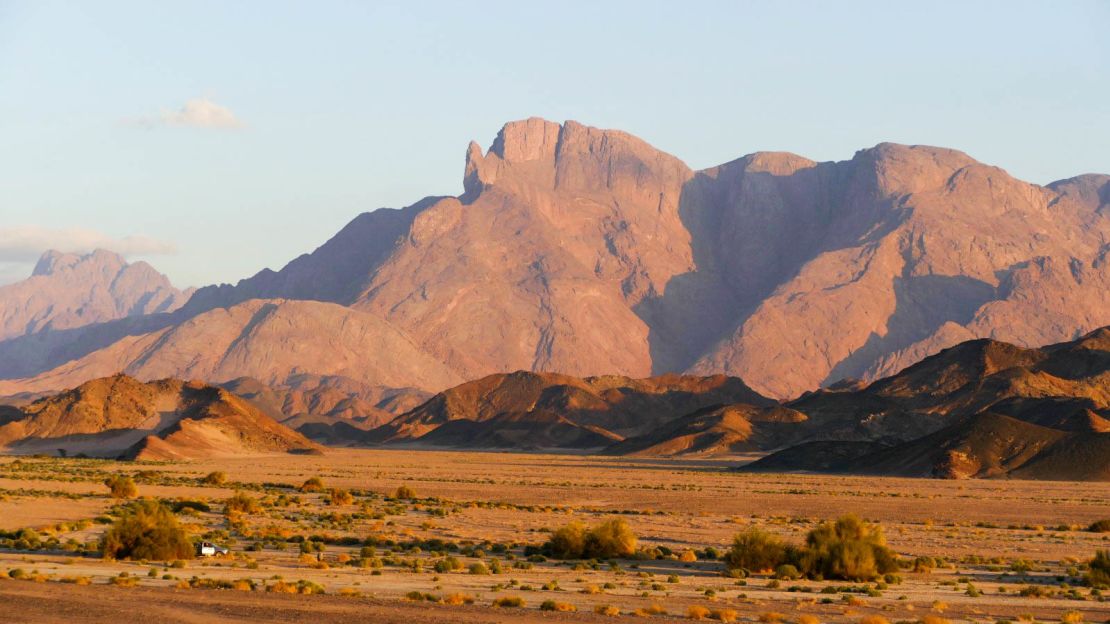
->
{"left": 688, "top": 605, "right": 712, "bottom": 620}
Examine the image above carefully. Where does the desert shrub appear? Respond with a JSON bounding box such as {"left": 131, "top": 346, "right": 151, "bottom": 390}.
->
{"left": 295, "top": 580, "right": 326, "bottom": 594}
{"left": 713, "top": 609, "right": 739, "bottom": 623}
{"left": 1060, "top": 611, "right": 1084, "bottom": 624}
{"left": 544, "top": 518, "right": 637, "bottom": 559}
{"left": 1085, "top": 550, "right": 1110, "bottom": 588}
{"left": 585, "top": 518, "right": 638, "bottom": 558}
{"left": 224, "top": 492, "right": 260, "bottom": 515}
{"left": 442, "top": 592, "right": 474, "bottom": 605}
{"left": 468, "top": 561, "right": 490, "bottom": 575}
{"left": 171, "top": 500, "right": 210, "bottom": 514}
{"left": 912, "top": 556, "right": 935, "bottom": 573}
{"left": 797, "top": 616, "right": 821, "bottom": 624}
{"left": 1018, "top": 584, "right": 1052, "bottom": 598}
{"left": 725, "top": 528, "right": 788, "bottom": 573}
{"left": 540, "top": 600, "right": 577, "bottom": 612}
{"left": 109, "top": 572, "right": 138, "bottom": 587}
{"left": 101, "top": 500, "right": 192, "bottom": 561}
{"left": 267, "top": 580, "right": 299, "bottom": 593}
{"left": 1089, "top": 520, "right": 1110, "bottom": 533}
{"left": 547, "top": 521, "right": 587, "bottom": 559}
{"left": 328, "top": 488, "right": 354, "bottom": 505}
{"left": 394, "top": 485, "right": 416, "bottom": 499}
{"left": 491, "top": 596, "right": 524, "bottom": 608}
{"left": 434, "top": 556, "right": 462, "bottom": 573}
{"left": 680, "top": 549, "right": 699, "bottom": 562}
{"left": 687, "top": 605, "right": 712, "bottom": 620}
{"left": 794, "top": 515, "right": 898, "bottom": 581}
{"left": 595, "top": 604, "right": 620, "bottom": 616}
{"left": 300, "top": 477, "right": 324, "bottom": 492}
{"left": 774, "top": 564, "right": 802, "bottom": 580}
{"left": 201, "top": 471, "right": 227, "bottom": 485}
{"left": 104, "top": 475, "right": 137, "bottom": 499}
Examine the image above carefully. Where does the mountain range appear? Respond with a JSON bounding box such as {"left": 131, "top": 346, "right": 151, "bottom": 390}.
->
{"left": 1, "top": 117, "right": 1108, "bottom": 429}
{"left": 1, "top": 327, "right": 1106, "bottom": 479}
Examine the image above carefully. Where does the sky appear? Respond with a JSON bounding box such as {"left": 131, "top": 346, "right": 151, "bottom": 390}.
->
{"left": 1, "top": 0, "right": 1107, "bottom": 288}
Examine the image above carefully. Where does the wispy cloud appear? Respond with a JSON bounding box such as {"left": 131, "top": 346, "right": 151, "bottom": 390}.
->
{"left": 0, "top": 225, "right": 177, "bottom": 263}
{"left": 126, "top": 97, "right": 243, "bottom": 129}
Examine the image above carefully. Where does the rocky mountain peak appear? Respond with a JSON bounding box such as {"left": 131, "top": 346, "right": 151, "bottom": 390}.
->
{"left": 490, "top": 117, "right": 562, "bottom": 163}
{"left": 0, "top": 249, "right": 191, "bottom": 341}
{"left": 31, "top": 249, "right": 126, "bottom": 277}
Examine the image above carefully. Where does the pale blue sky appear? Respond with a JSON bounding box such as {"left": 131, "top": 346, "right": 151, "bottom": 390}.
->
{"left": 1, "top": 0, "right": 1107, "bottom": 287}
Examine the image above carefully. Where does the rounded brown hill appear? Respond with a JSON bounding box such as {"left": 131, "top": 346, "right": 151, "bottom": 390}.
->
{"left": 606, "top": 403, "right": 808, "bottom": 457}
{"left": 363, "top": 370, "right": 770, "bottom": 449}
{"left": 0, "top": 374, "right": 319, "bottom": 460}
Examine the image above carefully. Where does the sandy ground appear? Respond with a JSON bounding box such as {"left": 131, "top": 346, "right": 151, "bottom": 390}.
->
{"left": 0, "top": 578, "right": 619, "bottom": 623}
{"left": 1, "top": 450, "right": 1109, "bottom": 623}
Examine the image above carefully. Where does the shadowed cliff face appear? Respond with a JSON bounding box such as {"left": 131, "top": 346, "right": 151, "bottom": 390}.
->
{"left": 682, "top": 149, "right": 1110, "bottom": 398}
{"left": 2, "top": 119, "right": 1109, "bottom": 401}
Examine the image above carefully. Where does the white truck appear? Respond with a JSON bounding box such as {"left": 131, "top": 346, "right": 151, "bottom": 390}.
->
{"left": 196, "top": 541, "right": 229, "bottom": 557}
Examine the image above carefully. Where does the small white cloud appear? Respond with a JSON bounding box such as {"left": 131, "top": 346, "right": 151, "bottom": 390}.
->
{"left": 0, "top": 225, "right": 177, "bottom": 264}
{"left": 126, "top": 97, "right": 243, "bottom": 129}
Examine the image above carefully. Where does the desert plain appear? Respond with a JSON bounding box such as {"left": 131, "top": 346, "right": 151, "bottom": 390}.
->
{"left": 1, "top": 449, "right": 1108, "bottom": 624}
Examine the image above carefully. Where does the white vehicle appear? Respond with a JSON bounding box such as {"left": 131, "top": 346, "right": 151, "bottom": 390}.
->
{"left": 196, "top": 541, "right": 229, "bottom": 557}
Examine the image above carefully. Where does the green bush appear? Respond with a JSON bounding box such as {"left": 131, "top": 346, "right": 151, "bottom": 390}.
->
{"left": 547, "top": 521, "right": 587, "bottom": 559}
{"left": 1086, "top": 550, "right": 1110, "bottom": 588}
{"left": 1089, "top": 520, "right": 1110, "bottom": 533}
{"left": 585, "top": 519, "right": 638, "bottom": 559}
{"left": 101, "top": 499, "right": 193, "bottom": 561}
{"left": 104, "top": 475, "right": 137, "bottom": 499}
{"left": 201, "top": 471, "right": 227, "bottom": 485}
{"left": 171, "top": 500, "right": 211, "bottom": 514}
{"left": 725, "top": 528, "right": 788, "bottom": 573}
{"left": 328, "top": 488, "right": 354, "bottom": 505}
{"left": 774, "top": 564, "right": 802, "bottom": 580}
{"left": 300, "top": 477, "right": 324, "bottom": 492}
{"left": 224, "top": 492, "right": 260, "bottom": 515}
{"left": 794, "top": 515, "right": 898, "bottom": 581}
{"left": 725, "top": 516, "right": 898, "bottom": 581}
{"left": 544, "top": 518, "right": 637, "bottom": 559}
{"left": 434, "top": 556, "right": 462, "bottom": 573}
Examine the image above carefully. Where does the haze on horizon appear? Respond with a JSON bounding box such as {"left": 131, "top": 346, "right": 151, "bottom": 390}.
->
{"left": 1, "top": 0, "right": 1107, "bottom": 288}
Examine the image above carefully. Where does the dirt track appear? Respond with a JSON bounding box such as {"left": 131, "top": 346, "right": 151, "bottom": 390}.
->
{"left": 0, "top": 578, "right": 621, "bottom": 623}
